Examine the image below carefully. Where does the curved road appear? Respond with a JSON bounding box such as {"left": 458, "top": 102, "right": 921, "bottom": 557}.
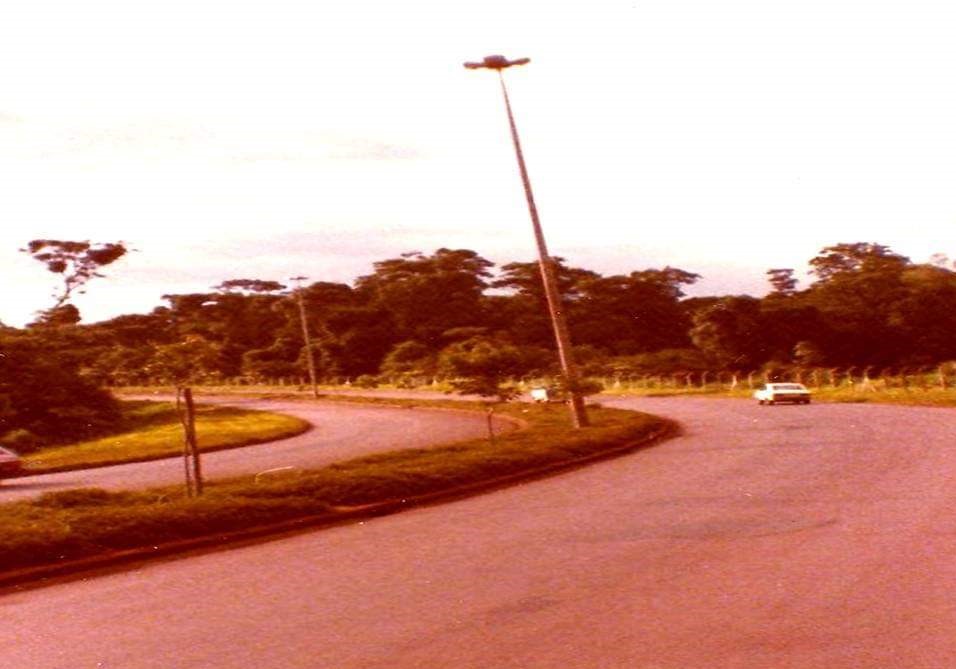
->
{"left": 5, "top": 397, "right": 956, "bottom": 668}
{"left": 0, "top": 397, "right": 501, "bottom": 502}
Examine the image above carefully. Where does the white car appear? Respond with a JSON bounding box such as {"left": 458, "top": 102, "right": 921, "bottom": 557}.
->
{"left": 754, "top": 382, "right": 811, "bottom": 405}
{"left": 529, "top": 386, "right": 564, "bottom": 403}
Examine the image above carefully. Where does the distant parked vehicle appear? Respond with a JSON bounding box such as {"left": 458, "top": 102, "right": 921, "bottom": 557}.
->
{"left": 530, "top": 386, "right": 565, "bottom": 403}
{"left": 0, "top": 446, "right": 22, "bottom": 480}
{"left": 754, "top": 382, "right": 811, "bottom": 405}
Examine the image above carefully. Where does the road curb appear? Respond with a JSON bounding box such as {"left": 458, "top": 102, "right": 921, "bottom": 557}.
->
{"left": 0, "top": 419, "right": 676, "bottom": 591}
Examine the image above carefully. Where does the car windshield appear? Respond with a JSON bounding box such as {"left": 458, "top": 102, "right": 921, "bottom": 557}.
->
{"left": 773, "top": 384, "right": 805, "bottom": 390}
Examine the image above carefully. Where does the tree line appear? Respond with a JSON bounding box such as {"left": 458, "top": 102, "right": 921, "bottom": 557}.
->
{"left": 4, "top": 240, "right": 956, "bottom": 448}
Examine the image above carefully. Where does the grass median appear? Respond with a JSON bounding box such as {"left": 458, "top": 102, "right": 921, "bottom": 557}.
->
{"left": 0, "top": 400, "right": 670, "bottom": 577}
{"left": 19, "top": 400, "right": 311, "bottom": 474}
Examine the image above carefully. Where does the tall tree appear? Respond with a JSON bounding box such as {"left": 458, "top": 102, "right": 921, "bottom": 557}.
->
{"left": 356, "top": 249, "right": 494, "bottom": 346}
{"left": 438, "top": 337, "right": 542, "bottom": 442}
{"left": 491, "top": 257, "right": 598, "bottom": 348}
{"left": 804, "top": 243, "right": 912, "bottom": 365}
{"left": 690, "top": 296, "right": 767, "bottom": 369}
{"left": 573, "top": 267, "right": 699, "bottom": 354}
{"left": 22, "top": 239, "right": 128, "bottom": 324}
{"left": 808, "top": 243, "right": 909, "bottom": 283}
{"left": 766, "top": 268, "right": 798, "bottom": 296}
{"left": 0, "top": 331, "right": 120, "bottom": 448}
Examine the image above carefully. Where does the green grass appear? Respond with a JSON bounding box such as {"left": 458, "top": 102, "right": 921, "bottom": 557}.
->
{"left": 0, "top": 401, "right": 670, "bottom": 576}
{"left": 780, "top": 385, "right": 956, "bottom": 407}
{"left": 599, "top": 380, "right": 956, "bottom": 408}
{"left": 20, "top": 400, "right": 311, "bottom": 474}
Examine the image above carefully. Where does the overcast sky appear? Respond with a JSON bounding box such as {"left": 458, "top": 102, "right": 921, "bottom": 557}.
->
{"left": 2, "top": 0, "right": 955, "bottom": 326}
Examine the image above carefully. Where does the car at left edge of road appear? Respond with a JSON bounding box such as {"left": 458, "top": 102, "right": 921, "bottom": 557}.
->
{"left": 0, "top": 446, "right": 22, "bottom": 481}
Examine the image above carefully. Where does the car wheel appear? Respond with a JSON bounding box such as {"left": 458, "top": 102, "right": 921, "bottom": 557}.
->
{"left": 758, "top": 399, "right": 764, "bottom": 405}
{"left": 767, "top": 399, "right": 775, "bottom": 405}
{"left": 804, "top": 398, "right": 811, "bottom": 404}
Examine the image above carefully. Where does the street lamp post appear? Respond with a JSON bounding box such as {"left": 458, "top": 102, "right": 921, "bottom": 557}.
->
{"left": 290, "top": 276, "right": 320, "bottom": 399}
{"left": 464, "top": 54, "right": 589, "bottom": 428}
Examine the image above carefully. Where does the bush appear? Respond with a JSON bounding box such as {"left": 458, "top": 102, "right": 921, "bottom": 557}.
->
{"left": 0, "top": 333, "right": 121, "bottom": 445}
{"left": 353, "top": 375, "right": 379, "bottom": 388}
{"left": 0, "top": 429, "right": 38, "bottom": 455}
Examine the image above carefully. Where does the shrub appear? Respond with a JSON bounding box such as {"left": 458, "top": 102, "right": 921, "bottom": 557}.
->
{"left": 354, "top": 375, "right": 379, "bottom": 388}
{"left": 0, "top": 332, "right": 121, "bottom": 444}
{"left": 0, "top": 429, "right": 38, "bottom": 455}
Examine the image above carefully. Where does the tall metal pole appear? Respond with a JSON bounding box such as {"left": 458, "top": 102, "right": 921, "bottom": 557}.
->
{"left": 466, "top": 55, "right": 588, "bottom": 428}
{"left": 291, "top": 276, "right": 320, "bottom": 398}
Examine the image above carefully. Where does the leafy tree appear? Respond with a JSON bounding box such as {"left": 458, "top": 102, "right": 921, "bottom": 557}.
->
{"left": 766, "top": 268, "right": 797, "bottom": 296}
{"left": 0, "top": 332, "right": 120, "bottom": 450}
{"left": 437, "top": 337, "right": 532, "bottom": 442}
{"left": 356, "top": 249, "right": 494, "bottom": 347}
{"left": 803, "top": 243, "right": 911, "bottom": 365}
{"left": 263, "top": 281, "right": 361, "bottom": 380}
{"left": 572, "top": 267, "right": 699, "bottom": 354}
{"left": 145, "top": 335, "right": 225, "bottom": 385}
{"left": 690, "top": 296, "right": 767, "bottom": 369}
{"left": 321, "top": 306, "right": 396, "bottom": 377}
{"left": 241, "top": 336, "right": 304, "bottom": 380}
{"left": 214, "top": 279, "right": 286, "bottom": 294}
{"left": 1, "top": 239, "right": 128, "bottom": 451}
{"left": 491, "top": 257, "right": 598, "bottom": 348}
{"left": 380, "top": 340, "right": 438, "bottom": 385}
{"left": 887, "top": 264, "right": 956, "bottom": 363}
{"left": 144, "top": 335, "right": 224, "bottom": 496}
{"left": 22, "top": 239, "right": 128, "bottom": 323}
{"left": 808, "top": 242, "right": 909, "bottom": 283}
{"left": 159, "top": 289, "right": 286, "bottom": 377}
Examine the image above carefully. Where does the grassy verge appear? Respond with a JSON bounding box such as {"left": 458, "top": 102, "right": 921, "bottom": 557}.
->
{"left": 0, "top": 401, "right": 670, "bottom": 576}
{"left": 775, "top": 386, "right": 956, "bottom": 407}
{"left": 601, "top": 384, "right": 956, "bottom": 407}
{"left": 20, "top": 401, "right": 311, "bottom": 474}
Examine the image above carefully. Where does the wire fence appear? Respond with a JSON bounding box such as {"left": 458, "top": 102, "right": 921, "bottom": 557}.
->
{"left": 113, "top": 364, "right": 956, "bottom": 396}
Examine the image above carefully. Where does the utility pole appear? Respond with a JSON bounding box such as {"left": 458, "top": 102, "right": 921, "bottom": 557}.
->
{"left": 290, "top": 276, "right": 320, "bottom": 398}
{"left": 464, "top": 54, "right": 589, "bottom": 427}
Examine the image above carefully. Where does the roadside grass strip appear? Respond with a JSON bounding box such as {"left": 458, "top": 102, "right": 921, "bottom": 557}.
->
{"left": 788, "top": 386, "right": 956, "bottom": 407}
{"left": 601, "top": 384, "right": 956, "bottom": 407}
{"left": 20, "top": 401, "right": 311, "bottom": 474}
{"left": 0, "top": 403, "right": 669, "bottom": 576}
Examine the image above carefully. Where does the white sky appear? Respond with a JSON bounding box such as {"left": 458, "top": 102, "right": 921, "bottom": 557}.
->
{"left": 2, "top": 0, "right": 955, "bottom": 326}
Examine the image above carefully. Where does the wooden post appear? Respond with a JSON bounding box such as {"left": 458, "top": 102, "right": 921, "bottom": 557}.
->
{"left": 176, "top": 386, "right": 203, "bottom": 497}
{"left": 183, "top": 387, "right": 202, "bottom": 495}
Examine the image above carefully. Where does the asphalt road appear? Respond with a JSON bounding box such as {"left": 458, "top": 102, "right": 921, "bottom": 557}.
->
{"left": 6, "top": 396, "right": 956, "bottom": 668}
{"left": 0, "top": 397, "right": 499, "bottom": 502}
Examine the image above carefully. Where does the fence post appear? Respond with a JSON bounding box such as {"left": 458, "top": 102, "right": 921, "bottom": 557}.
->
{"left": 826, "top": 368, "right": 837, "bottom": 388}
